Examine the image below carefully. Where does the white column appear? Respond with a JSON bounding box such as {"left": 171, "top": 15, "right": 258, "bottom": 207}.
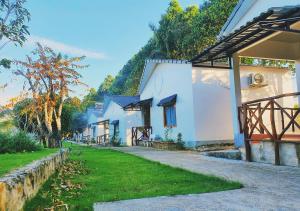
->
{"left": 295, "top": 60, "right": 300, "bottom": 104}
{"left": 229, "top": 54, "right": 244, "bottom": 147}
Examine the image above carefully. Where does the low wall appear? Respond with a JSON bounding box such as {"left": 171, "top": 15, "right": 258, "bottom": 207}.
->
{"left": 241, "top": 141, "right": 300, "bottom": 167}
{"left": 0, "top": 149, "right": 68, "bottom": 211}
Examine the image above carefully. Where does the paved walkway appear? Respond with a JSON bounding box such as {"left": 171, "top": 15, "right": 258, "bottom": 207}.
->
{"left": 94, "top": 147, "right": 300, "bottom": 211}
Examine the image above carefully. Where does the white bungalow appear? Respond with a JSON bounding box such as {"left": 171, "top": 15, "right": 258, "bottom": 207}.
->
{"left": 191, "top": 0, "right": 300, "bottom": 166}
{"left": 78, "top": 103, "right": 109, "bottom": 143}
{"left": 126, "top": 57, "right": 294, "bottom": 148}
{"left": 102, "top": 95, "right": 142, "bottom": 145}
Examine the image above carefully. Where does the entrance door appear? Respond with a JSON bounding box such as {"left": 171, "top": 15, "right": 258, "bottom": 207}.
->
{"left": 142, "top": 105, "right": 151, "bottom": 127}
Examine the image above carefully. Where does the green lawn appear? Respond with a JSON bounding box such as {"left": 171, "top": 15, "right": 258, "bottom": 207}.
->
{"left": 0, "top": 148, "right": 58, "bottom": 176}
{"left": 25, "top": 143, "right": 242, "bottom": 210}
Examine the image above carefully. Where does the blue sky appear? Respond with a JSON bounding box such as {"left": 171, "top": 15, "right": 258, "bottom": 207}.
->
{"left": 0, "top": 0, "right": 204, "bottom": 105}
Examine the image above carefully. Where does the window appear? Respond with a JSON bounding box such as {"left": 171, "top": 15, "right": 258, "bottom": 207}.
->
{"left": 163, "top": 104, "right": 176, "bottom": 127}
{"left": 113, "top": 123, "right": 119, "bottom": 137}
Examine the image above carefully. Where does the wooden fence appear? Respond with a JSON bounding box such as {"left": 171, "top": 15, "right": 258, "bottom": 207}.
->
{"left": 239, "top": 92, "right": 300, "bottom": 165}
{"left": 131, "top": 126, "right": 152, "bottom": 146}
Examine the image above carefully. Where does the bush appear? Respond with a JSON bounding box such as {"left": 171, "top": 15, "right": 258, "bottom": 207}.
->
{"left": 0, "top": 131, "right": 42, "bottom": 153}
{"left": 111, "top": 135, "right": 121, "bottom": 147}
{"left": 176, "top": 133, "right": 185, "bottom": 150}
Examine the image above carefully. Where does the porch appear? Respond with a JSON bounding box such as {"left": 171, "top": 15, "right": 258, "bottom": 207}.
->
{"left": 91, "top": 119, "right": 110, "bottom": 145}
{"left": 191, "top": 6, "right": 300, "bottom": 166}
{"left": 131, "top": 126, "right": 152, "bottom": 146}
{"left": 124, "top": 98, "right": 153, "bottom": 146}
{"left": 239, "top": 92, "right": 300, "bottom": 166}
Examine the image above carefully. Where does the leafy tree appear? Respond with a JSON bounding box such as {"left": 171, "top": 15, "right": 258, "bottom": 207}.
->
{"left": 61, "top": 97, "right": 81, "bottom": 137}
{"left": 12, "top": 43, "right": 87, "bottom": 147}
{"left": 0, "top": 0, "right": 30, "bottom": 68}
{"left": 81, "top": 88, "right": 98, "bottom": 111}
{"left": 109, "top": 0, "right": 238, "bottom": 95}
{"left": 13, "top": 98, "right": 37, "bottom": 133}
{"left": 96, "top": 74, "right": 114, "bottom": 101}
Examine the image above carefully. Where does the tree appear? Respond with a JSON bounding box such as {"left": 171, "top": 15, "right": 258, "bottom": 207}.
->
{"left": 0, "top": 0, "right": 30, "bottom": 68}
{"left": 96, "top": 75, "right": 114, "bottom": 101}
{"left": 61, "top": 97, "right": 81, "bottom": 137}
{"left": 13, "top": 98, "right": 38, "bottom": 133}
{"left": 109, "top": 0, "right": 238, "bottom": 95}
{"left": 81, "top": 88, "right": 98, "bottom": 111}
{"left": 12, "top": 43, "right": 87, "bottom": 147}
{"left": 150, "top": 0, "right": 184, "bottom": 59}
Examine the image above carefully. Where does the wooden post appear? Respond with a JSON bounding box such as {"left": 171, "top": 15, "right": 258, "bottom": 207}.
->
{"left": 291, "top": 109, "right": 295, "bottom": 132}
{"left": 270, "top": 100, "right": 280, "bottom": 165}
{"left": 280, "top": 109, "right": 284, "bottom": 131}
{"left": 258, "top": 103, "right": 264, "bottom": 134}
{"left": 243, "top": 105, "right": 251, "bottom": 162}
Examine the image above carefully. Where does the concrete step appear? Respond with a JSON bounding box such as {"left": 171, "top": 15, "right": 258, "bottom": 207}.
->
{"left": 201, "top": 149, "right": 242, "bottom": 160}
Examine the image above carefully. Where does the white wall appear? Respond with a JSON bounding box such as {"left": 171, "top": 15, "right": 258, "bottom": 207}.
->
{"left": 103, "top": 101, "right": 126, "bottom": 144}
{"left": 240, "top": 65, "right": 296, "bottom": 134}
{"left": 140, "top": 63, "right": 196, "bottom": 144}
{"left": 240, "top": 66, "right": 294, "bottom": 106}
{"left": 103, "top": 101, "right": 142, "bottom": 146}
{"left": 124, "top": 110, "right": 142, "bottom": 146}
{"left": 192, "top": 67, "right": 233, "bottom": 143}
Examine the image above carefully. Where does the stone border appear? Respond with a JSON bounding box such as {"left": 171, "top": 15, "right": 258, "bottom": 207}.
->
{"left": 0, "top": 149, "right": 69, "bottom": 211}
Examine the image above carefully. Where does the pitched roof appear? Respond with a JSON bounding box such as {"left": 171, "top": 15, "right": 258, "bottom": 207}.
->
{"left": 191, "top": 6, "right": 300, "bottom": 65}
{"left": 138, "top": 59, "right": 190, "bottom": 94}
{"left": 109, "top": 95, "right": 140, "bottom": 107}
{"left": 103, "top": 95, "right": 140, "bottom": 114}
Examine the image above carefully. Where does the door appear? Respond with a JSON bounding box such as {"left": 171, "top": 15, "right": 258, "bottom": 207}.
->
{"left": 142, "top": 105, "right": 151, "bottom": 127}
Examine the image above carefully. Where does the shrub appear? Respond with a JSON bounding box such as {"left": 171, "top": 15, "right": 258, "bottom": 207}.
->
{"left": 0, "top": 131, "right": 42, "bottom": 153}
{"left": 176, "top": 133, "right": 185, "bottom": 149}
{"left": 111, "top": 134, "right": 121, "bottom": 147}
{"left": 164, "top": 128, "right": 174, "bottom": 142}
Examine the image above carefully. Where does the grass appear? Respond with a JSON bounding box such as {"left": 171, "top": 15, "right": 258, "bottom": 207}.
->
{"left": 25, "top": 143, "right": 242, "bottom": 210}
{"left": 0, "top": 148, "right": 58, "bottom": 177}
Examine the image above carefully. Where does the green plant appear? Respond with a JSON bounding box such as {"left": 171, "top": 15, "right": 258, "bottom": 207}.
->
{"left": 111, "top": 135, "right": 121, "bottom": 146}
{"left": 176, "top": 133, "right": 185, "bottom": 149}
{"left": 0, "top": 131, "right": 42, "bottom": 153}
{"left": 164, "top": 128, "right": 174, "bottom": 142}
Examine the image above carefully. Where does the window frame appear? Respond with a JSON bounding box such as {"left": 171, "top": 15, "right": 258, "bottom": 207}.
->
{"left": 163, "top": 103, "right": 177, "bottom": 128}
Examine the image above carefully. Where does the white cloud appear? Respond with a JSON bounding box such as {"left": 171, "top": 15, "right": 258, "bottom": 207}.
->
{"left": 26, "top": 35, "right": 107, "bottom": 60}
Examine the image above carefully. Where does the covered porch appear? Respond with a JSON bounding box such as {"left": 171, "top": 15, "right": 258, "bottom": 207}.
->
{"left": 124, "top": 98, "right": 153, "bottom": 146}
{"left": 91, "top": 119, "right": 110, "bottom": 145}
{"left": 191, "top": 6, "right": 300, "bottom": 166}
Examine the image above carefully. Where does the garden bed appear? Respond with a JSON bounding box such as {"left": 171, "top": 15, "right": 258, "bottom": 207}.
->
{"left": 152, "top": 141, "right": 182, "bottom": 150}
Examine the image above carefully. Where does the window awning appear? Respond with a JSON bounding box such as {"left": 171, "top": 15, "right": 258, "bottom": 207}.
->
{"left": 157, "top": 94, "right": 177, "bottom": 107}
{"left": 191, "top": 6, "right": 300, "bottom": 65}
{"left": 111, "top": 120, "right": 119, "bottom": 125}
{"left": 92, "top": 119, "right": 109, "bottom": 125}
{"left": 123, "top": 98, "right": 153, "bottom": 110}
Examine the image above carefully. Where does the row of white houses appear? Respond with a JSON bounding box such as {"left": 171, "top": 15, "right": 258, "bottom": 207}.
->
{"left": 81, "top": 0, "right": 300, "bottom": 166}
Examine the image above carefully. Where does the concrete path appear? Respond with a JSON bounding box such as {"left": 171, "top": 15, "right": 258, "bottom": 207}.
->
{"left": 94, "top": 147, "right": 300, "bottom": 211}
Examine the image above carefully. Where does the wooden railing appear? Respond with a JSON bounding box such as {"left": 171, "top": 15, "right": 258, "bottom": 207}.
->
{"left": 82, "top": 135, "right": 90, "bottom": 143}
{"left": 96, "top": 134, "right": 110, "bottom": 145}
{"left": 239, "top": 92, "right": 300, "bottom": 165}
{"left": 132, "top": 126, "right": 152, "bottom": 146}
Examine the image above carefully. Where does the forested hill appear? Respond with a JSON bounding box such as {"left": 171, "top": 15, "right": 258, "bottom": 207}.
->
{"left": 106, "top": 0, "right": 238, "bottom": 96}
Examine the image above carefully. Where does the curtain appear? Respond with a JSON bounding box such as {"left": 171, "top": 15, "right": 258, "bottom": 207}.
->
{"left": 165, "top": 105, "right": 176, "bottom": 127}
